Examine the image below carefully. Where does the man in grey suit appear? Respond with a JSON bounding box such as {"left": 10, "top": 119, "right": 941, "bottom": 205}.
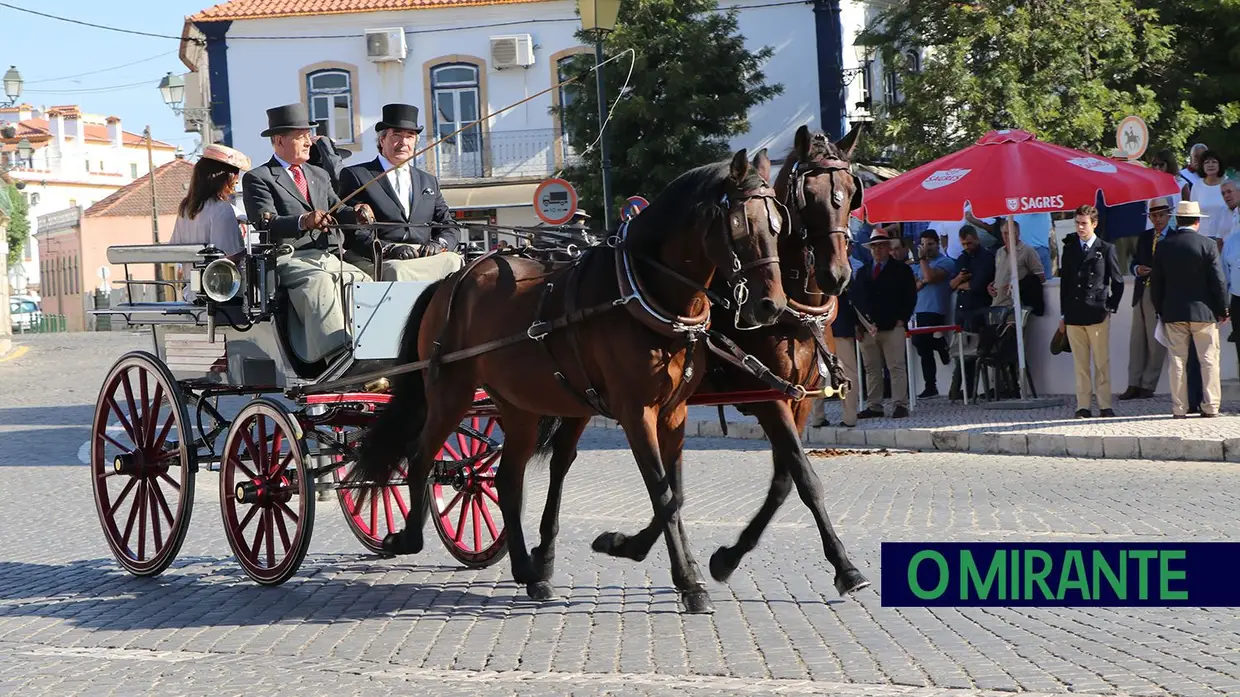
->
{"left": 242, "top": 103, "right": 375, "bottom": 364}
{"left": 1150, "top": 200, "right": 1230, "bottom": 418}
{"left": 338, "top": 103, "right": 464, "bottom": 282}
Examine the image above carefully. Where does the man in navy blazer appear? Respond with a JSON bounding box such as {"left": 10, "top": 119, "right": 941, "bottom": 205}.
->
{"left": 337, "top": 103, "right": 464, "bottom": 282}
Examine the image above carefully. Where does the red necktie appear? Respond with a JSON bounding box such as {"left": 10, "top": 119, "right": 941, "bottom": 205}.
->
{"left": 290, "top": 164, "right": 310, "bottom": 204}
{"left": 872, "top": 262, "right": 881, "bottom": 279}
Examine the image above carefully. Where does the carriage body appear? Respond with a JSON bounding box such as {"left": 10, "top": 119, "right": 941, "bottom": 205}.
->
{"left": 88, "top": 238, "right": 507, "bottom": 586}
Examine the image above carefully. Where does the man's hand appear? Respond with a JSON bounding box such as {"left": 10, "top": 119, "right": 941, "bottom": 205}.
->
{"left": 354, "top": 203, "right": 375, "bottom": 224}
{"left": 1134, "top": 264, "right": 1151, "bottom": 277}
{"left": 300, "top": 210, "right": 336, "bottom": 231}
{"left": 384, "top": 244, "right": 420, "bottom": 261}
{"left": 1059, "top": 319, "right": 1066, "bottom": 332}
{"left": 987, "top": 281, "right": 997, "bottom": 297}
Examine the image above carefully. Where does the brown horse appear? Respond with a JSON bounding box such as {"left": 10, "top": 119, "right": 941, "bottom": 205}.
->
{"left": 532, "top": 125, "right": 872, "bottom": 599}
{"left": 353, "top": 150, "right": 789, "bottom": 613}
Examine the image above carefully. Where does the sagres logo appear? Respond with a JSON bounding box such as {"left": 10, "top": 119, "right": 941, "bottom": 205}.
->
{"left": 921, "top": 168, "right": 971, "bottom": 190}
{"left": 1067, "top": 157, "right": 1118, "bottom": 174}
{"left": 1009, "top": 195, "right": 1066, "bottom": 212}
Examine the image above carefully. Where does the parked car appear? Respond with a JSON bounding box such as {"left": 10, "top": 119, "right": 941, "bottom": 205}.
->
{"left": 10, "top": 295, "right": 42, "bottom": 331}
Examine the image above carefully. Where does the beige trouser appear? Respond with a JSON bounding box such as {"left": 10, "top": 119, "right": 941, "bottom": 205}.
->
{"left": 1167, "top": 321, "right": 1221, "bottom": 416}
{"left": 811, "top": 336, "right": 859, "bottom": 426}
{"left": 352, "top": 245, "right": 465, "bottom": 282}
{"left": 1127, "top": 290, "right": 1166, "bottom": 391}
{"left": 1066, "top": 317, "right": 1113, "bottom": 411}
{"left": 860, "top": 326, "right": 908, "bottom": 410}
{"left": 277, "top": 249, "right": 371, "bottom": 363}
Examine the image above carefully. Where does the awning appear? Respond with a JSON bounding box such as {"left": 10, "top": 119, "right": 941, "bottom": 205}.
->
{"left": 442, "top": 182, "right": 539, "bottom": 210}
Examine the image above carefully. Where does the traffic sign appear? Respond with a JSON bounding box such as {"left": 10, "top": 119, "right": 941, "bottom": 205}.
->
{"left": 533, "top": 178, "right": 579, "bottom": 226}
{"left": 1115, "top": 115, "right": 1149, "bottom": 160}
{"left": 621, "top": 195, "right": 649, "bottom": 221}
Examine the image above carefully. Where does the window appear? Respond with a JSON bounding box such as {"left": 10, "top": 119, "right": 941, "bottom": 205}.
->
{"left": 130, "top": 163, "right": 138, "bottom": 178}
{"left": 85, "top": 160, "right": 91, "bottom": 172}
{"left": 307, "top": 69, "right": 355, "bottom": 144}
{"left": 556, "top": 56, "right": 577, "bottom": 142}
{"left": 431, "top": 63, "right": 483, "bottom": 178}
{"left": 29, "top": 192, "right": 39, "bottom": 206}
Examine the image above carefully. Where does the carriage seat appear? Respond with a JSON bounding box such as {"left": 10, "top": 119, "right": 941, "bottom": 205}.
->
{"left": 106, "top": 244, "right": 209, "bottom": 266}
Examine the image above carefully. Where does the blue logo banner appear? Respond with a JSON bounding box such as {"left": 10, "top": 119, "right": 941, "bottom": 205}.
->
{"left": 880, "top": 542, "right": 1240, "bottom": 607}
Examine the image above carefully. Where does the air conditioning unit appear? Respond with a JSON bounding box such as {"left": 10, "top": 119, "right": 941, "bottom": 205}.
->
{"left": 490, "top": 34, "right": 535, "bottom": 69}
{"left": 365, "top": 28, "right": 407, "bottom": 62}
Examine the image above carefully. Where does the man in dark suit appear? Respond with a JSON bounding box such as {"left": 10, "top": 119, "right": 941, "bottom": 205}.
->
{"left": 337, "top": 103, "right": 464, "bottom": 282}
{"left": 1059, "top": 204, "right": 1124, "bottom": 418}
{"left": 241, "top": 103, "right": 374, "bottom": 364}
{"left": 1150, "top": 200, "right": 1230, "bottom": 418}
{"left": 1119, "top": 197, "right": 1173, "bottom": 400}
{"left": 852, "top": 227, "right": 918, "bottom": 418}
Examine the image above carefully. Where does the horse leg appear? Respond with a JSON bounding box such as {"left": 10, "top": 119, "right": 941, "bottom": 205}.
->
{"left": 591, "top": 417, "right": 683, "bottom": 563}
{"left": 530, "top": 417, "right": 591, "bottom": 582}
{"left": 614, "top": 404, "right": 713, "bottom": 613}
{"left": 491, "top": 409, "right": 553, "bottom": 600}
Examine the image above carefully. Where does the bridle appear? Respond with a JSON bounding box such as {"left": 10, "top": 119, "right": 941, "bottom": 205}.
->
{"left": 715, "top": 182, "right": 788, "bottom": 329}
{"left": 784, "top": 155, "right": 863, "bottom": 295}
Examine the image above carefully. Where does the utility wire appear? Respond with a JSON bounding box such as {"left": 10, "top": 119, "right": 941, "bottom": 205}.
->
{"left": 25, "top": 78, "right": 159, "bottom": 94}
{"left": 0, "top": 2, "right": 195, "bottom": 41}
{"left": 24, "top": 51, "right": 178, "bottom": 84}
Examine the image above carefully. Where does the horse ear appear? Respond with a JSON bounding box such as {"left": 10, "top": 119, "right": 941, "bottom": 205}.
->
{"left": 838, "top": 123, "right": 865, "bottom": 159}
{"left": 751, "top": 148, "right": 771, "bottom": 183}
{"left": 794, "top": 125, "right": 812, "bottom": 159}
{"left": 730, "top": 149, "right": 750, "bottom": 182}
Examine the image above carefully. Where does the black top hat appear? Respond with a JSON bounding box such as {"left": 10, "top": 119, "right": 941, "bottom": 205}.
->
{"left": 375, "top": 103, "right": 424, "bottom": 133}
{"left": 261, "top": 103, "right": 316, "bottom": 137}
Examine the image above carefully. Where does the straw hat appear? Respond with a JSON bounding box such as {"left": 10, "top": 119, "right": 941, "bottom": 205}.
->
{"left": 1176, "top": 200, "right": 1209, "bottom": 219}
{"left": 1148, "top": 197, "right": 1171, "bottom": 213}
{"left": 201, "top": 144, "right": 251, "bottom": 171}
{"left": 863, "top": 226, "right": 897, "bottom": 246}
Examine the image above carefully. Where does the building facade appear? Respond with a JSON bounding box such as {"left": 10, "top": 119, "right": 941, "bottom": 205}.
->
{"left": 0, "top": 105, "right": 179, "bottom": 293}
{"left": 179, "top": 0, "right": 894, "bottom": 240}
{"left": 34, "top": 159, "right": 191, "bottom": 331}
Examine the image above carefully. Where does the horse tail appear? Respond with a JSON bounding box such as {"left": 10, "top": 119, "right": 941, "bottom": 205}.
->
{"left": 529, "top": 416, "right": 562, "bottom": 468}
{"left": 353, "top": 279, "right": 446, "bottom": 486}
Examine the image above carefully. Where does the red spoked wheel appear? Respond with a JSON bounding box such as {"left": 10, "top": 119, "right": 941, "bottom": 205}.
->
{"left": 331, "top": 426, "right": 411, "bottom": 554}
{"left": 429, "top": 415, "right": 507, "bottom": 568}
{"left": 91, "top": 352, "right": 196, "bottom": 577}
{"left": 219, "top": 399, "right": 315, "bottom": 585}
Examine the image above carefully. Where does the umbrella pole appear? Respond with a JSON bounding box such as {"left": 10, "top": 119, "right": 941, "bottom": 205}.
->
{"left": 1009, "top": 236, "right": 1029, "bottom": 400}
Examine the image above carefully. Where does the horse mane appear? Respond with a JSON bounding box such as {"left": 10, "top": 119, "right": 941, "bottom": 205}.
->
{"left": 624, "top": 157, "right": 767, "bottom": 254}
{"left": 774, "top": 130, "right": 848, "bottom": 195}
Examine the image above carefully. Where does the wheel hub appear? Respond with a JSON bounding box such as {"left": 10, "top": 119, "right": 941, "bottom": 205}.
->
{"left": 235, "top": 476, "right": 293, "bottom": 506}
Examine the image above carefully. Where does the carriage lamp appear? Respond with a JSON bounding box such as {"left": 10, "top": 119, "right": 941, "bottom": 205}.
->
{"left": 2, "top": 65, "right": 21, "bottom": 107}
{"left": 202, "top": 258, "right": 242, "bottom": 303}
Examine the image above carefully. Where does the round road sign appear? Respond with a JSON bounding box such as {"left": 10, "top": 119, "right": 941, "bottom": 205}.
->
{"left": 1115, "top": 115, "right": 1149, "bottom": 160}
{"left": 533, "top": 178, "right": 579, "bottom": 226}
{"left": 621, "top": 195, "right": 649, "bottom": 221}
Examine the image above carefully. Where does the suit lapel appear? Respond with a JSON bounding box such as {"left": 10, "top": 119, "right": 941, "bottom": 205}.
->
{"left": 268, "top": 157, "right": 309, "bottom": 209}
{"left": 409, "top": 167, "right": 424, "bottom": 219}
{"left": 370, "top": 159, "right": 407, "bottom": 222}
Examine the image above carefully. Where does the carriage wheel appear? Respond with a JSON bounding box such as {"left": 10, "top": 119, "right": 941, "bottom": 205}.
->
{"left": 219, "top": 399, "right": 315, "bottom": 585}
{"left": 91, "top": 351, "right": 196, "bottom": 577}
{"left": 331, "top": 426, "right": 410, "bottom": 555}
{"left": 429, "top": 415, "right": 508, "bottom": 568}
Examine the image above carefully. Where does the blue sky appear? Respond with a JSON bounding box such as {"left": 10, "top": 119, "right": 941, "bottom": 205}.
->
{"left": 1, "top": 0, "right": 213, "bottom": 149}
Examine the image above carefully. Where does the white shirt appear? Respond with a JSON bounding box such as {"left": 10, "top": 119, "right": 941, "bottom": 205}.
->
{"left": 1190, "top": 180, "right": 1231, "bottom": 240}
{"left": 379, "top": 154, "right": 412, "bottom": 217}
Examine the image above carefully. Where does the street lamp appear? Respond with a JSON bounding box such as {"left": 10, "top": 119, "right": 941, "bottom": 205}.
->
{"left": 2, "top": 66, "right": 22, "bottom": 107}
{"left": 158, "top": 71, "right": 213, "bottom": 146}
{"left": 842, "top": 42, "right": 872, "bottom": 86}
{"left": 578, "top": 0, "right": 621, "bottom": 232}
{"left": 15, "top": 139, "right": 31, "bottom": 169}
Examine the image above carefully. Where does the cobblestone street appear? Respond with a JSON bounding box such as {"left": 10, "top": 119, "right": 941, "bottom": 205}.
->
{"left": 0, "top": 333, "right": 1237, "bottom": 696}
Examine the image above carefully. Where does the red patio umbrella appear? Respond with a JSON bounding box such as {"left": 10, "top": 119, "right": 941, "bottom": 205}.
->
{"left": 854, "top": 129, "right": 1181, "bottom": 223}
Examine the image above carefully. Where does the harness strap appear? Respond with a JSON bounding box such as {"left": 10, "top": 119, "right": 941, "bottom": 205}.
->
{"left": 704, "top": 329, "right": 806, "bottom": 400}
{"left": 527, "top": 263, "right": 613, "bottom": 418}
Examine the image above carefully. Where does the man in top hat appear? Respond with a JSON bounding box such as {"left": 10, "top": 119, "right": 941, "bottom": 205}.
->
{"left": 337, "top": 103, "right": 464, "bottom": 282}
{"left": 241, "top": 103, "right": 375, "bottom": 366}
{"left": 1119, "top": 196, "right": 1174, "bottom": 400}
{"left": 1150, "top": 199, "right": 1230, "bottom": 418}
{"left": 851, "top": 226, "right": 918, "bottom": 418}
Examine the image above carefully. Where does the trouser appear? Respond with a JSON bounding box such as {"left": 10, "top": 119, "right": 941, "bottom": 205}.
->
{"left": 1127, "top": 290, "right": 1166, "bottom": 391}
{"left": 1188, "top": 339, "right": 1203, "bottom": 411}
{"left": 277, "top": 249, "right": 372, "bottom": 363}
{"left": 350, "top": 246, "right": 465, "bottom": 282}
{"left": 811, "top": 336, "right": 858, "bottom": 426}
{"left": 1066, "top": 317, "right": 1113, "bottom": 411}
{"left": 860, "top": 326, "right": 907, "bottom": 410}
{"left": 912, "top": 311, "right": 947, "bottom": 391}
{"left": 1167, "top": 321, "right": 1220, "bottom": 416}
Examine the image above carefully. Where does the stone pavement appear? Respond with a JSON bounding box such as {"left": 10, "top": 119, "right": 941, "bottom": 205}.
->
{"left": 1, "top": 331, "right": 1239, "bottom": 695}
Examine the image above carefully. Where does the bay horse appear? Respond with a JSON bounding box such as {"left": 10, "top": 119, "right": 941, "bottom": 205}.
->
{"left": 353, "top": 150, "right": 789, "bottom": 613}
{"left": 529, "top": 125, "right": 872, "bottom": 601}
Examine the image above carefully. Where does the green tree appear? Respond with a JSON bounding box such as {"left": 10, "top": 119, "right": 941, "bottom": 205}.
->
{"left": 556, "top": 0, "right": 783, "bottom": 224}
{"left": 1, "top": 183, "right": 29, "bottom": 267}
{"left": 861, "top": 0, "right": 1177, "bottom": 169}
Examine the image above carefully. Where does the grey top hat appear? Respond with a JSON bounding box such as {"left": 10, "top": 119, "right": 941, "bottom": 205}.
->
{"left": 261, "top": 103, "right": 316, "bottom": 137}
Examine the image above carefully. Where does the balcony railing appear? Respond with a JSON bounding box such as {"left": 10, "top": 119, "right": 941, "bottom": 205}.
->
{"left": 428, "top": 128, "right": 582, "bottom": 182}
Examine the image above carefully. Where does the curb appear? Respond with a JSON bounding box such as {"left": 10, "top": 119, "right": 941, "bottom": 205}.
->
{"left": 585, "top": 416, "right": 1239, "bottom": 463}
{"left": 0, "top": 344, "right": 29, "bottom": 363}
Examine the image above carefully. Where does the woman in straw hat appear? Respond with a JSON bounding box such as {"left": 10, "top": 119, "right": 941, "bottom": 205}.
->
{"left": 170, "top": 144, "right": 252, "bottom": 255}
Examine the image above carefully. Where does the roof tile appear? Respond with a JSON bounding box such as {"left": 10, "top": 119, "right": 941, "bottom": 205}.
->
{"left": 84, "top": 159, "right": 195, "bottom": 218}
{"left": 190, "top": 0, "right": 550, "bottom": 21}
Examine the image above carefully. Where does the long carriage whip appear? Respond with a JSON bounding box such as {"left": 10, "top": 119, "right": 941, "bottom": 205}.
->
{"left": 328, "top": 48, "right": 638, "bottom": 215}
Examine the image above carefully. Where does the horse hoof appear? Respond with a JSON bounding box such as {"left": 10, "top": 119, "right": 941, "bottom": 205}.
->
{"left": 591, "top": 531, "right": 628, "bottom": 555}
{"left": 530, "top": 546, "right": 553, "bottom": 579}
{"left": 526, "top": 581, "right": 555, "bottom": 601}
{"left": 381, "top": 531, "right": 423, "bottom": 557}
{"left": 835, "top": 569, "right": 872, "bottom": 597}
{"left": 708, "top": 547, "right": 739, "bottom": 583}
{"left": 681, "top": 589, "right": 715, "bottom": 614}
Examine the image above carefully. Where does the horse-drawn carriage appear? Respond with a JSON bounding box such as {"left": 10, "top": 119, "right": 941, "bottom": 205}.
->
{"left": 89, "top": 132, "right": 872, "bottom": 612}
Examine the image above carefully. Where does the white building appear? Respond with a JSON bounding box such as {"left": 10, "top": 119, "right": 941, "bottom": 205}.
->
{"left": 178, "top": 0, "right": 894, "bottom": 244}
{"left": 0, "top": 105, "right": 178, "bottom": 293}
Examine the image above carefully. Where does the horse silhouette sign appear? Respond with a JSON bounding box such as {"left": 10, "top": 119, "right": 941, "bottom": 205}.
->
{"left": 1115, "top": 115, "right": 1149, "bottom": 160}
{"left": 533, "top": 178, "right": 579, "bottom": 226}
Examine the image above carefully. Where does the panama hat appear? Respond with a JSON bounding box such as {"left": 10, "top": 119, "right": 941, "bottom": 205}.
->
{"left": 863, "top": 227, "right": 897, "bottom": 246}
{"left": 200, "top": 143, "right": 251, "bottom": 171}
{"left": 1148, "top": 197, "right": 1171, "bottom": 213}
{"left": 1175, "top": 200, "right": 1209, "bottom": 219}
